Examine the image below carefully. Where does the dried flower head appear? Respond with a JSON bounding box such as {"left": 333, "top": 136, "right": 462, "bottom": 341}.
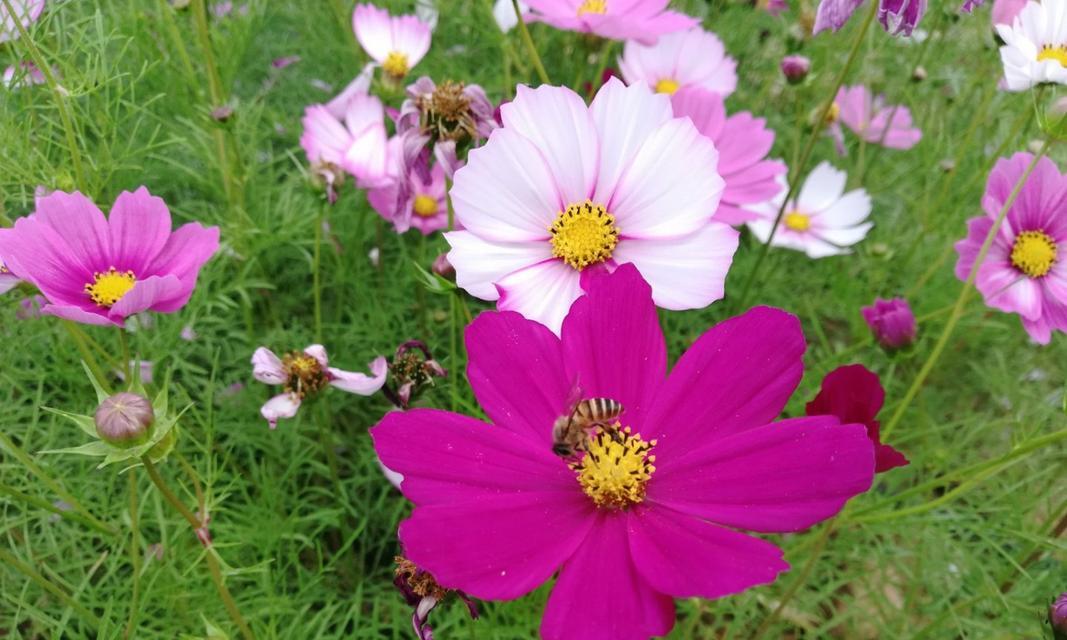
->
{"left": 383, "top": 340, "right": 447, "bottom": 409}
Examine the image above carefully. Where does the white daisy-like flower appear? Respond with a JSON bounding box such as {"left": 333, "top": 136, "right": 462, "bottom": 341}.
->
{"left": 745, "top": 162, "right": 873, "bottom": 259}
{"left": 997, "top": 0, "right": 1067, "bottom": 91}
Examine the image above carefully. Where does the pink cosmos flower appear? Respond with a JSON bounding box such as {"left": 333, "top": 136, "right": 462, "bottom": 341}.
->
{"left": 368, "top": 158, "right": 449, "bottom": 235}
{"left": 618, "top": 26, "right": 737, "bottom": 97}
{"left": 0, "top": 188, "right": 219, "bottom": 327}
{"left": 806, "top": 364, "right": 909, "bottom": 474}
{"left": 522, "top": 0, "right": 697, "bottom": 44}
{"left": 671, "top": 87, "right": 787, "bottom": 225}
{"left": 830, "top": 85, "right": 922, "bottom": 153}
{"left": 0, "top": 258, "right": 19, "bottom": 294}
{"left": 300, "top": 92, "right": 395, "bottom": 189}
{"left": 353, "top": 3, "right": 432, "bottom": 81}
{"left": 746, "top": 161, "right": 873, "bottom": 258}
{"left": 861, "top": 297, "right": 917, "bottom": 349}
{"left": 0, "top": 0, "right": 44, "bottom": 43}
{"left": 990, "top": 0, "right": 1025, "bottom": 25}
{"left": 373, "top": 265, "right": 876, "bottom": 640}
{"left": 955, "top": 152, "right": 1067, "bottom": 344}
{"left": 252, "top": 345, "right": 388, "bottom": 428}
{"left": 324, "top": 63, "right": 375, "bottom": 119}
{"left": 446, "top": 79, "right": 738, "bottom": 333}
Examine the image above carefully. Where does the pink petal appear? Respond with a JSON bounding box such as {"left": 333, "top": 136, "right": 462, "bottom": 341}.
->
{"left": 495, "top": 259, "right": 583, "bottom": 335}
{"left": 108, "top": 187, "right": 172, "bottom": 275}
{"left": 328, "top": 356, "right": 388, "bottom": 395}
{"left": 108, "top": 274, "right": 184, "bottom": 320}
{"left": 0, "top": 216, "right": 94, "bottom": 304}
{"left": 34, "top": 191, "right": 112, "bottom": 274}
{"left": 261, "top": 393, "right": 302, "bottom": 428}
{"left": 144, "top": 222, "right": 220, "bottom": 281}
{"left": 41, "top": 303, "right": 115, "bottom": 326}
{"left": 251, "top": 347, "right": 286, "bottom": 384}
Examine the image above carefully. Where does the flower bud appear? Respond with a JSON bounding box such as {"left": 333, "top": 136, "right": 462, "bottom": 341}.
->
{"left": 780, "top": 55, "right": 811, "bottom": 84}
{"left": 862, "top": 297, "right": 917, "bottom": 350}
{"left": 94, "top": 392, "right": 154, "bottom": 445}
{"left": 431, "top": 253, "right": 455, "bottom": 280}
{"left": 1051, "top": 593, "right": 1067, "bottom": 640}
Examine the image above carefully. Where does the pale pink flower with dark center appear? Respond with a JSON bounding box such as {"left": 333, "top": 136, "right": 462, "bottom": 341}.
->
{"left": 1, "top": 0, "right": 44, "bottom": 43}
{"left": 0, "top": 188, "right": 219, "bottom": 326}
{"left": 368, "top": 158, "right": 449, "bottom": 235}
{"left": 353, "top": 3, "right": 432, "bottom": 81}
{"left": 522, "top": 0, "right": 697, "bottom": 43}
{"left": 446, "top": 79, "right": 737, "bottom": 333}
{"left": 830, "top": 85, "right": 921, "bottom": 152}
{"left": 618, "top": 26, "right": 737, "bottom": 97}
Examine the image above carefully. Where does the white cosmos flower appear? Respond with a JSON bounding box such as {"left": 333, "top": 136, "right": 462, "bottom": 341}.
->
{"left": 997, "top": 0, "right": 1067, "bottom": 91}
{"left": 745, "top": 162, "right": 873, "bottom": 259}
{"left": 493, "top": 0, "right": 529, "bottom": 32}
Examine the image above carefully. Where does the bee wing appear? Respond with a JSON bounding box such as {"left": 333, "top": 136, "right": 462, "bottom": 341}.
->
{"left": 564, "top": 378, "right": 583, "bottom": 410}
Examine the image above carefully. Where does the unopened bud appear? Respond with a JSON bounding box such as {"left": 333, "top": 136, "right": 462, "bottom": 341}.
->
{"left": 94, "top": 392, "right": 154, "bottom": 445}
{"left": 911, "top": 65, "right": 927, "bottom": 82}
{"left": 431, "top": 253, "right": 454, "bottom": 280}
{"left": 211, "top": 105, "right": 234, "bottom": 122}
{"left": 1051, "top": 593, "right": 1067, "bottom": 640}
{"left": 780, "top": 55, "right": 811, "bottom": 84}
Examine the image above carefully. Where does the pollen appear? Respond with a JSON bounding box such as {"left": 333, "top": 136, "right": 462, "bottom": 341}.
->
{"left": 413, "top": 194, "right": 438, "bottom": 217}
{"left": 1010, "top": 230, "right": 1057, "bottom": 278}
{"left": 577, "top": 0, "right": 607, "bottom": 15}
{"left": 383, "top": 51, "right": 409, "bottom": 78}
{"left": 655, "top": 78, "right": 680, "bottom": 95}
{"left": 784, "top": 211, "right": 812, "bottom": 232}
{"left": 574, "top": 426, "right": 655, "bottom": 510}
{"left": 549, "top": 201, "right": 619, "bottom": 270}
{"left": 282, "top": 352, "right": 329, "bottom": 399}
{"left": 85, "top": 267, "right": 136, "bottom": 308}
{"left": 1037, "top": 44, "right": 1067, "bottom": 67}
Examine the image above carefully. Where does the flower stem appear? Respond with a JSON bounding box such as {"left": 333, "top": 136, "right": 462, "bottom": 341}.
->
{"left": 141, "top": 456, "right": 255, "bottom": 640}
{"left": 751, "top": 518, "right": 837, "bottom": 637}
{"left": 125, "top": 472, "right": 142, "bottom": 638}
{"left": 313, "top": 207, "right": 325, "bottom": 343}
{"left": 880, "top": 144, "right": 1050, "bottom": 441}
{"left": 0, "top": 547, "right": 101, "bottom": 629}
{"left": 512, "top": 0, "right": 550, "bottom": 84}
{"left": 1, "top": 0, "right": 87, "bottom": 193}
{"left": 733, "top": 0, "right": 878, "bottom": 310}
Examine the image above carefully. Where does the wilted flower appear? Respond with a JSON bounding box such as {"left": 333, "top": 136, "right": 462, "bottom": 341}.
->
{"left": 353, "top": 3, "right": 432, "bottom": 81}
{"left": 523, "top": 0, "right": 697, "bottom": 43}
{"left": 95, "top": 392, "right": 155, "bottom": 445}
{"left": 780, "top": 54, "right": 811, "bottom": 83}
{"left": 180, "top": 324, "right": 198, "bottom": 341}
{"left": 746, "top": 161, "right": 873, "bottom": 258}
{"left": 397, "top": 77, "right": 497, "bottom": 177}
{"left": 1051, "top": 593, "right": 1067, "bottom": 640}
{"left": 368, "top": 158, "right": 449, "bottom": 234}
{"left": 394, "top": 555, "right": 478, "bottom": 640}
{"left": 862, "top": 297, "right": 917, "bottom": 349}
{"left": 0, "top": 0, "right": 44, "bottom": 42}
{"left": 252, "top": 345, "right": 388, "bottom": 428}
{"left": 830, "top": 85, "right": 922, "bottom": 153}
{"left": 382, "top": 340, "right": 446, "bottom": 409}
{"left": 997, "top": 0, "right": 1067, "bottom": 91}
{"left": 814, "top": 0, "right": 925, "bottom": 35}
{"left": 759, "top": 0, "right": 789, "bottom": 14}
{"left": 618, "top": 26, "right": 737, "bottom": 97}
{"left": 0, "top": 188, "right": 220, "bottom": 327}
{"left": 271, "top": 55, "right": 300, "bottom": 69}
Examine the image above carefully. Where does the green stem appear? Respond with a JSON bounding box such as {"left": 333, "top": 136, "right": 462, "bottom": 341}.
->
{"left": 63, "top": 322, "right": 111, "bottom": 394}
{"left": 1, "top": 0, "right": 87, "bottom": 193}
{"left": 585, "top": 40, "right": 617, "bottom": 101}
{"left": 0, "top": 547, "right": 101, "bottom": 629}
{"left": 315, "top": 399, "right": 347, "bottom": 503}
{"left": 313, "top": 208, "right": 324, "bottom": 343}
{"left": 119, "top": 329, "right": 132, "bottom": 384}
{"left": 751, "top": 519, "right": 837, "bottom": 637}
{"left": 125, "top": 472, "right": 142, "bottom": 638}
{"left": 881, "top": 143, "right": 1050, "bottom": 440}
{"left": 512, "top": 0, "right": 550, "bottom": 84}
{"left": 734, "top": 0, "right": 878, "bottom": 310}
{"left": 155, "top": 0, "right": 199, "bottom": 88}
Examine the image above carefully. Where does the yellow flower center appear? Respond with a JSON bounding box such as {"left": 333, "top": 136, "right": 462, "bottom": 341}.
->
{"left": 84, "top": 267, "right": 136, "bottom": 308}
{"left": 825, "top": 101, "right": 841, "bottom": 124}
{"left": 1037, "top": 44, "right": 1067, "bottom": 67}
{"left": 413, "top": 194, "right": 438, "bottom": 217}
{"left": 1010, "top": 230, "right": 1057, "bottom": 278}
{"left": 382, "top": 51, "right": 409, "bottom": 78}
{"left": 282, "top": 353, "right": 329, "bottom": 398}
{"left": 577, "top": 0, "right": 607, "bottom": 15}
{"left": 574, "top": 426, "right": 656, "bottom": 510}
{"left": 655, "top": 78, "right": 680, "bottom": 95}
{"left": 549, "top": 200, "right": 619, "bottom": 270}
{"left": 784, "top": 211, "right": 812, "bottom": 232}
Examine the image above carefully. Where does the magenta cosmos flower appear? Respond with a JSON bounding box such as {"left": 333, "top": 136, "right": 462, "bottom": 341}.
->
{"left": 956, "top": 152, "right": 1067, "bottom": 344}
{"left": 671, "top": 87, "right": 787, "bottom": 225}
{"left": 446, "top": 79, "right": 737, "bottom": 333}
{"left": 522, "top": 0, "right": 697, "bottom": 44}
{"left": 618, "top": 27, "right": 737, "bottom": 97}
{"left": 861, "top": 296, "right": 917, "bottom": 349}
{"left": 353, "top": 3, "right": 432, "bottom": 81}
{"left": 252, "top": 345, "right": 388, "bottom": 428}
{"left": 1, "top": 0, "right": 44, "bottom": 43}
{"left": 373, "top": 265, "right": 875, "bottom": 640}
{"left": 830, "top": 85, "right": 921, "bottom": 152}
{"left": 368, "top": 158, "right": 449, "bottom": 235}
{"left": 0, "top": 188, "right": 219, "bottom": 327}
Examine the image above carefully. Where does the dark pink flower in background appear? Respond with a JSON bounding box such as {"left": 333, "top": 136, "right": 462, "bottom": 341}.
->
{"left": 1051, "top": 592, "right": 1067, "bottom": 640}
{"left": 780, "top": 54, "right": 811, "bottom": 84}
{"left": 671, "top": 87, "right": 788, "bottom": 225}
{"left": 0, "top": 188, "right": 219, "bottom": 327}
{"left": 832, "top": 85, "right": 921, "bottom": 152}
{"left": 373, "top": 265, "right": 875, "bottom": 640}
{"left": 0, "top": 0, "right": 44, "bottom": 43}
{"left": 522, "top": 0, "right": 697, "bottom": 44}
{"left": 806, "top": 364, "right": 909, "bottom": 473}
{"left": 862, "top": 297, "right": 917, "bottom": 349}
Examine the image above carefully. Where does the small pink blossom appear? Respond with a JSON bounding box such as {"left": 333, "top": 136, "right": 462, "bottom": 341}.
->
{"left": 523, "top": 0, "right": 697, "bottom": 44}
{"left": 618, "top": 26, "right": 737, "bottom": 97}
{"left": 16, "top": 295, "right": 45, "bottom": 320}
{"left": 353, "top": 3, "right": 432, "bottom": 80}
{"left": 1, "top": 0, "right": 44, "bottom": 43}
{"left": 368, "top": 157, "right": 449, "bottom": 235}
{"left": 862, "top": 297, "right": 917, "bottom": 349}
{"left": 2, "top": 61, "right": 46, "bottom": 89}
{"left": 831, "top": 85, "right": 922, "bottom": 152}
{"left": 300, "top": 92, "right": 396, "bottom": 189}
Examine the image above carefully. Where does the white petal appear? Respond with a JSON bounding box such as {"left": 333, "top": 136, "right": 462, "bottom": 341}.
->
{"left": 304, "top": 344, "right": 329, "bottom": 367}
{"left": 812, "top": 222, "right": 874, "bottom": 247}
{"left": 444, "top": 230, "right": 552, "bottom": 300}
{"left": 329, "top": 356, "right": 388, "bottom": 395}
{"left": 797, "top": 162, "right": 847, "bottom": 213}
{"left": 251, "top": 347, "right": 286, "bottom": 384}
{"left": 495, "top": 259, "right": 583, "bottom": 335}
{"left": 261, "top": 393, "right": 301, "bottom": 429}
{"left": 814, "top": 188, "right": 872, "bottom": 227}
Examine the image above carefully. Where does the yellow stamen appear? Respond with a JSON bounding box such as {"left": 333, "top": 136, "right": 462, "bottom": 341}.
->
{"left": 413, "top": 194, "right": 438, "bottom": 217}
{"left": 825, "top": 101, "right": 841, "bottom": 124}
{"left": 283, "top": 352, "right": 328, "bottom": 398}
{"left": 84, "top": 267, "right": 136, "bottom": 308}
{"left": 577, "top": 0, "right": 607, "bottom": 15}
{"left": 1010, "top": 230, "right": 1057, "bottom": 278}
{"left": 383, "top": 51, "right": 409, "bottom": 78}
{"left": 655, "top": 78, "right": 680, "bottom": 95}
{"left": 784, "top": 211, "right": 812, "bottom": 232}
{"left": 574, "top": 426, "right": 655, "bottom": 510}
{"left": 549, "top": 200, "right": 619, "bottom": 270}
{"left": 1037, "top": 44, "right": 1067, "bottom": 67}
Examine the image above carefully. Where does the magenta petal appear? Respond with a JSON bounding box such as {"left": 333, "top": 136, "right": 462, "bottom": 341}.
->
{"left": 628, "top": 505, "right": 788, "bottom": 599}
{"left": 642, "top": 306, "right": 805, "bottom": 459}
{"left": 0, "top": 217, "right": 94, "bottom": 304}
{"left": 34, "top": 191, "right": 111, "bottom": 273}
{"left": 108, "top": 187, "right": 173, "bottom": 275}
{"left": 875, "top": 442, "right": 910, "bottom": 471}
{"left": 398, "top": 492, "right": 595, "bottom": 601}
{"left": 108, "top": 274, "right": 184, "bottom": 320}
{"left": 648, "top": 416, "right": 874, "bottom": 533}
{"left": 560, "top": 263, "right": 666, "bottom": 429}
{"left": 465, "top": 311, "right": 574, "bottom": 447}
{"left": 41, "top": 303, "right": 116, "bottom": 326}
{"left": 144, "top": 221, "right": 220, "bottom": 282}
{"left": 541, "top": 515, "right": 675, "bottom": 640}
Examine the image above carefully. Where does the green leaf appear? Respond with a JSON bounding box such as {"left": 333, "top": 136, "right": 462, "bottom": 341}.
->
{"left": 411, "top": 259, "right": 456, "bottom": 294}
{"left": 40, "top": 441, "right": 113, "bottom": 457}
{"left": 42, "top": 406, "right": 98, "bottom": 438}
{"left": 81, "top": 361, "right": 109, "bottom": 404}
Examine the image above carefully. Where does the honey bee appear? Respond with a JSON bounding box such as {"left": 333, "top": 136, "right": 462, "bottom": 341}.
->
{"left": 551, "top": 397, "right": 624, "bottom": 459}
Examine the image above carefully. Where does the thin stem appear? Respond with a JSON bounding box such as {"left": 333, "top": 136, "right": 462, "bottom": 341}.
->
{"left": 313, "top": 208, "right": 325, "bottom": 343}
{"left": 512, "top": 0, "right": 550, "bottom": 84}
{"left": 315, "top": 399, "right": 347, "bottom": 503}
{"left": 125, "top": 472, "right": 142, "bottom": 638}
{"left": 0, "top": 548, "right": 101, "bottom": 628}
{"left": 734, "top": 0, "right": 878, "bottom": 309}
{"left": 881, "top": 144, "right": 1049, "bottom": 440}
{"left": 751, "top": 519, "right": 837, "bottom": 637}
{"left": 1, "top": 0, "right": 87, "bottom": 193}
{"left": 119, "top": 329, "right": 132, "bottom": 384}
{"left": 155, "top": 0, "right": 198, "bottom": 88}
{"left": 585, "top": 40, "right": 617, "bottom": 101}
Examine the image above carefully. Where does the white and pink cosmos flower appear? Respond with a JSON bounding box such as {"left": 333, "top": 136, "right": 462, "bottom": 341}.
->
{"left": 746, "top": 162, "right": 873, "bottom": 258}
{"left": 1, "top": 0, "right": 44, "bottom": 43}
{"left": 671, "top": 87, "right": 787, "bottom": 225}
{"left": 619, "top": 27, "right": 738, "bottom": 97}
{"left": 353, "top": 3, "right": 432, "bottom": 81}
{"left": 300, "top": 92, "right": 396, "bottom": 189}
{"left": 522, "top": 0, "right": 697, "bottom": 44}
{"left": 446, "top": 78, "right": 738, "bottom": 334}
{"left": 368, "top": 159, "right": 449, "bottom": 235}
